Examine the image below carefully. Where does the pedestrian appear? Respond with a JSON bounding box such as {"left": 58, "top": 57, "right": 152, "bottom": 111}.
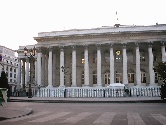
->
{"left": 0, "top": 71, "right": 10, "bottom": 99}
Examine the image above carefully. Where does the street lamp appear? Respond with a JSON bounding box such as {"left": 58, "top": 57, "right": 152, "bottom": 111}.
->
{"left": 24, "top": 47, "right": 36, "bottom": 98}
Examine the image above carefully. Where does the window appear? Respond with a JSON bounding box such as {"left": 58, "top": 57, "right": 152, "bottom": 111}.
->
{"left": 93, "top": 71, "right": 97, "bottom": 84}
{"left": 10, "top": 79, "right": 12, "bottom": 82}
{"left": 93, "top": 51, "right": 97, "bottom": 63}
{"left": 141, "top": 70, "right": 146, "bottom": 83}
{"left": 140, "top": 50, "right": 145, "bottom": 62}
{"left": 115, "top": 50, "right": 122, "bottom": 62}
{"left": 154, "top": 69, "right": 159, "bottom": 83}
{"left": 10, "top": 73, "right": 12, "bottom": 77}
{"left": 10, "top": 67, "right": 12, "bottom": 71}
{"left": 81, "top": 52, "right": 85, "bottom": 64}
{"left": 153, "top": 49, "right": 157, "bottom": 62}
{"left": 104, "top": 70, "right": 110, "bottom": 84}
{"left": 104, "top": 50, "right": 110, "bottom": 63}
{"left": 14, "top": 68, "right": 16, "bottom": 72}
{"left": 14, "top": 74, "right": 16, "bottom": 78}
{"left": 127, "top": 50, "right": 133, "bottom": 62}
{"left": 70, "top": 73, "right": 72, "bottom": 85}
{"left": 128, "top": 73, "right": 134, "bottom": 83}
{"left": 81, "top": 71, "right": 84, "bottom": 85}
{"left": 116, "top": 73, "right": 122, "bottom": 83}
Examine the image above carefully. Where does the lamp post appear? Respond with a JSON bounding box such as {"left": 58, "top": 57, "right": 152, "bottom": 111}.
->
{"left": 61, "top": 66, "right": 67, "bottom": 97}
{"left": 24, "top": 47, "right": 36, "bottom": 98}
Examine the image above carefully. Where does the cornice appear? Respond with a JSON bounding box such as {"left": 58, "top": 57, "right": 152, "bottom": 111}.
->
{"left": 35, "top": 31, "right": 166, "bottom": 42}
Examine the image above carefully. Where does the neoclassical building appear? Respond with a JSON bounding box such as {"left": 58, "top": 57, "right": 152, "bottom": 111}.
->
{"left": 17, "top": 24, "right": 166, "bottom": 90}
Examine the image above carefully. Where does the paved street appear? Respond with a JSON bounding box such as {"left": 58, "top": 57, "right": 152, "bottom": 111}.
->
{"left": 1, "top": 102, "right": 166, "bottom": 125}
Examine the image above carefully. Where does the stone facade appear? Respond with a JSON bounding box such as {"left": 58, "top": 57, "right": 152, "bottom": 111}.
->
{"left": 17, "top": 24, "right": 166, "bottom": 90}
{"left": 0, "top": 45, "right": 18, "bottom": 92}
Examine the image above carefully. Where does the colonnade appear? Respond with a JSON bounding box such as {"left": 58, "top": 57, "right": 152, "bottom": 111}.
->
{"left": 16, "top": 42, "right": 166, "bottom": 89}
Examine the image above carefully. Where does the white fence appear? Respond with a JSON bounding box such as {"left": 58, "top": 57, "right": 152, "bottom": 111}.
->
{"left": 28, "top": 86, "right": 161, "bottom": 98}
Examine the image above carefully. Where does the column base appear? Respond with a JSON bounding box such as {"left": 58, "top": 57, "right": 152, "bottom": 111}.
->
{"left": 71, "top": 85, "right": 77, "bottom": 87}
{"left": 59, "top": 85, "right": 65, "bottom": 88}
{"left": 96, "top": 84, "right": 103, "bottom": 87}
{"left": 149, "top": 83, "right": 158, "bottom": 87}
{"left": 46, "top": 85, "right": 54, "bottom": 89}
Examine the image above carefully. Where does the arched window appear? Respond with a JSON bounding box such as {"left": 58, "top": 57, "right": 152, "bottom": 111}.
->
{"left": 104, "top": 50, "right": 110, "bottom": 63}
{"left": 93, "top": 70, "right": 97, "bottom": 84}
{"left": 93, "top": 51, "right": 97, "bottom": 63}
{"left": 141, "top": 69, "right": 146, "bottom": 83}
{"left": 115, "top": 50, "right": 122, "bottom": 62}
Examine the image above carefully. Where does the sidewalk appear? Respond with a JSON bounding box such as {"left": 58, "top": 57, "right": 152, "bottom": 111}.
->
{"left": 0, "top": 101, "right": 32, "bottom": 120}
{"left": 0, "top": 96, "right": 165, "bottom": 121}
{"left": 9, "top": 96, "right": 164, "bottom": 103}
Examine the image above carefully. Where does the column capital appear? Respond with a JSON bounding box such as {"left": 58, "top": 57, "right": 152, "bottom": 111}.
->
{"left": 135, "top": 43, "right": 140, "bottom": 47}
{"left": 36, "top": 47, "right": 42, "bottom": 53}
{"left": 161, "top": 41, "right": 166, "bottom": 46}
{"left": 109, "top": 43, "right": 114, "bottom": 48}
{"left": 48, "top": 46, "right": 53, "bottom": 51}
{"left": 83, "top": 44, "right": 89, "bottom": 49}
{"left": 148, "top": 42, "right": 153, "bottom": 47}
{"left": 71, "top": 45, "right": 76, "bottom": 50}
{"left": 96, "top": 44, "right": 101, "bottom": 49}
{"left": 122, "top": 43, "right": 127, "bottom": 48}
{"left": 59, "top": 46, "right": 64, "bottom": 51}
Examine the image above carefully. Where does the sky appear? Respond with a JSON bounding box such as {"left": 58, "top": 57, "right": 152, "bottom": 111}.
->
{"left": 0, "top": 0, "right": 166, "bottom": 51}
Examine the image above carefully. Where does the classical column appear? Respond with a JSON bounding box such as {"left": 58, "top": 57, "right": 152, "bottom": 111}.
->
{"left": 17, "top": 58, "right": 21, "bottom": 90}
{"left": 52, "top": 49, "right": 56, "bottom": 86}
{"left": 161, "top": 42, "right": 166, "bottom": 62}
{"left": 35, "top": 59, "right": 37, "bottom": 85}
{"left": 45, "top": 55, "right": 48, "bottom": 86}
{"left": 84, "top": 45, "right": 89, "bottom": 86}
{"left": 110, "top": 44, "right": 114, "bottom": 84}
{"left": 97, "top": 45, "right": 102, "bottom": 87}
{"left": 60, "top": 46, "right": 65, "bottom": 87}
{"left": 41, "top": 54, "right": 45, "bottom": 86}
{"left": 47, "top": 47, "right": 53, "bottom": 88}
{"left": 37, "top": 48, "right": 42, "bottom": 86}
{"left": 135, "top": 43, "right": 141, "bottom": 86}
{"left": 148, "top": 43, "right": 155, "bottom": 86}
{"left": 122, "top": 44, "right": 128, "bottom": 85}
{"left": 72, "top": 46, "right": 77, "bottom": 87}
{"left": 22, "top": 59, "right": 25, "bottom": 90}
{"left": 25, "top": 58, "right": 29, "bottom": 86}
